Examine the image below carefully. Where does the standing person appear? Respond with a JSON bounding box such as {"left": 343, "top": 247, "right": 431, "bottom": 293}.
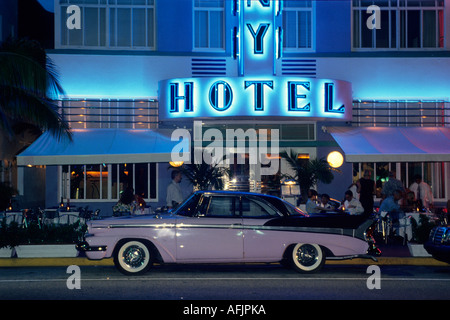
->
{"left": 409, "top": 174, "right": 434, "bottom": 209}
{"left": 357, "top": 170, "right": 376, "bottom": 216}
{"left": 382, "top": 171, "right": 405, "bottom": 198}
{"left": 166, "top": 170, "right": 184, "bottom": 209}
{"left": 348, "top": 182, "right": 359, "bottom": 200}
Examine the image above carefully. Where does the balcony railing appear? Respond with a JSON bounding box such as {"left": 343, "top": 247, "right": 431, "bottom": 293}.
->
{"left": 59, "top": 99, "right": 159, "bottom": 129}
{"left": 352, "top": 100, "right": 450, "bottom": 127}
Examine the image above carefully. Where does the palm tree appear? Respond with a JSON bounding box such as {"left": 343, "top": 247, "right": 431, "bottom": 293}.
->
{"left": 0, "top": 38, "right": 71, "bottom": 141}
{"left": 281, "top": 150, "right": 336, "bottom": 202}
{"left": 175, "top": 162, "right": 230, "bottom": 191}
{"left": 0, "top": 38, "right": 71, "bottom": 208}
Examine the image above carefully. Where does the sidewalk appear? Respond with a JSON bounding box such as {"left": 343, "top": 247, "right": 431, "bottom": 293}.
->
{"left": 0, "top": 244, "right": 448, "bottom": 268}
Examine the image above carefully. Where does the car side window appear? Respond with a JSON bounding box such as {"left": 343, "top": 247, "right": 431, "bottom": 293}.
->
{"left": 241, "top": 196, "right": 279, "bottom": 218}
{"left": 200, "top": 195, "right": 237, "bottom": 217}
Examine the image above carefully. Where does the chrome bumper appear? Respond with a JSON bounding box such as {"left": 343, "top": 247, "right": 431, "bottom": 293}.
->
{"left": 327, "top": 254, "right": 378, "bottom": 262}
{"left": 76, "top": 241, "right": 107, "bottom": 252}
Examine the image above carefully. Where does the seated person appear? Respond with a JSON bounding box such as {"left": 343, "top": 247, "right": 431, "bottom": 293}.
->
{"left": 305, "top": 189, "right": 322, "bottom": 214}
{"left": 379, "top": 189, "right": 404, "bottom": 222}
{"left": 113, "top": 186, "right": 137, "bottom": 215}
{"left": 400, "top": 190, "right": 420, "bottom": 212}
{"left": 342, "top": 190, "right": 364, "bottom": 215}
{"left": 318, "top": 194, "right": 336, "bottom": 213}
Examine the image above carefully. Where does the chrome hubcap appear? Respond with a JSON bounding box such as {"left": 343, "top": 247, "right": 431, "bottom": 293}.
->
{"left": 123, "top": 245, "right": 146, "bottom": 268}
{"left": 295, "top": 244, "right": 319, "bottom": 267}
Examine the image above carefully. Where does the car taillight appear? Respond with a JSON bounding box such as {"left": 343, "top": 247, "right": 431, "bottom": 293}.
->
{"left": 365, "top": 222, "right": 381, "bottom": 256}
{"left": 365, "top": 222, "right": 376, "bottom": 239}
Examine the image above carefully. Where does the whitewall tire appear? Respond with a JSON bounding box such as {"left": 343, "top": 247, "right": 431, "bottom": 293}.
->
{"left": 114, "top": 240, "right": 152, "bottom": 275}
{"left": 290, "top": 243, "right": 325, "bottom": 273}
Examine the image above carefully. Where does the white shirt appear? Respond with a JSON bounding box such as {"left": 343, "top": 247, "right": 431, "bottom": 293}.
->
{"left": 166, "top": 180, "right": 184, "bottom": 207}
{"left": 306, "top": 199, "right": 321, "bottom": 214}
{"left": 344, "top": 198, "right": 364, "bottom": 215}
{"left": 409, "top": 181, "right": 434, "bottom": 208}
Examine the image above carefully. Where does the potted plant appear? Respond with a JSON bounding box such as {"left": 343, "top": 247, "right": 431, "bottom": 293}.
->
{"left": 0, "top": 218, "right": 87, "bottom": 258}
{"left": 0, "top": 220, "right": 22, "bottom": 257}
{"left": 14, "top": 221, "right": 86, "bottom": 258}
{"left": 281, "top": 151, "right": 336, "bottom": 203}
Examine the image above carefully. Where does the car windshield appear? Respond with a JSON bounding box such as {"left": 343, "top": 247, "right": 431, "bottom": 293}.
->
{"left": 282, "top": 200, "right": 309, "bottom": 217}
{"left": 261, "top": 195, "right": 308, "bottom": 217}
{"left": 173, "top": 193, "right": 201, "bottom": 217}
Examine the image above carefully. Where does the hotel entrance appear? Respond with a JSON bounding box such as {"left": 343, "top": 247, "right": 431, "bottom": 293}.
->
{"left": 193, "top": 121, "right": 319, "bottom": 201}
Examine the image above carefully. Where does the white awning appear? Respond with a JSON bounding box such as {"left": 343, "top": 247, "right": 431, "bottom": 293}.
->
{"left": 329, "top": 126, "right": 450, "bottom": 162}
{"left": 17, "top": 128, "right": 183, "bottom": 166}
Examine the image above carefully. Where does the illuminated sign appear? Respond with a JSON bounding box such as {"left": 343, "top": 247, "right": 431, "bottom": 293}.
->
{"left": 238, "top": 0, "right": 277, "bottom": 75}
{"left": 159, "top": 77, "right": 352, "bottom": 121}
{"left": 158, "top": 1, "right": 352, "bottom": 122}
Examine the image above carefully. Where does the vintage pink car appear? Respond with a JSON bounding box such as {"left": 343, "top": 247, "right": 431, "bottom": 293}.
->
{"left": 77, "top": 191, "right": 379, "bottom": 275}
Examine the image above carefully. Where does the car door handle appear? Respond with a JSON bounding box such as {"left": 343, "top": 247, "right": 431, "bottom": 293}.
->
{"left": 231, "top": 223, "right": 242, "bottom": 226}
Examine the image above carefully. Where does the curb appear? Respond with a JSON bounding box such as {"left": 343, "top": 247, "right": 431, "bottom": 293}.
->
{"left": 325, "top": 257, "right": 448, "bottom": 266}
{"left": 0, "top": 257, "right": 448, "bottom": 267}
{"left": 0, "top": 257, "right": 114, "bottom": 267}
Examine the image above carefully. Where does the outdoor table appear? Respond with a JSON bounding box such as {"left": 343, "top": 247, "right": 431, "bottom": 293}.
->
{"left": 58, "top": 212, "right": 81, "bottom": 224}
{"left": 391, "top": 212, "right": 438, "bottom": 244}
{"left": 377, "top": 211, "right": 413, "bottom": 244}
{"left": 393, "top": 216, "right": 413, "bottom": 243}
{"left": 2, "top": 211, "right": 24, "bottom": 227}
{"left": 407, "top": 211, "right": 436, "bottom": 225}
{"left": 132, "top": 207, "right": 151, "bottom": 215}
{"left": 44, "top": 208, "right": 58, "bottom": 218}
{"left": 43, "top": 209, "right": 59, "bottom": 225}
{"left": 43, "top": 209, "right": 81, "bottom": 225}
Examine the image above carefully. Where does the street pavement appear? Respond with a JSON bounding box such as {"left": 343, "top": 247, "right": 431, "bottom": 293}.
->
{"left": 0, "top": 243, "right": 448, "bottom": 268}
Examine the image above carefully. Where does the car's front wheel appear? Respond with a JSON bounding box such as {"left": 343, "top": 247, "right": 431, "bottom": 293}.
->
{"left": 114, "top": 240, "right": 153, "bottom": 275}
{"left": 289, "top": 243, "right": 325, "bottom": 273}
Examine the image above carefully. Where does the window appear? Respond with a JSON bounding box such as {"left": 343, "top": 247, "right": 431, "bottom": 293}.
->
{"left": 201, "top": 195, "right": 237, "bottom": 217}
{"left": 352, "top": 161, "right": 447, "bottom": 200}
{"left": 352, "top": 0, "right": 444, "bottom": 49}
{"left": 58, "top": 0, "right": 155, "bottom": 49}
{"left": 61, "top": 163, "right": 157, "bottom": 201}
{"left": 283, "top": 0, "right": 313, "bottom": 51}
{"left": 241, "top": 196, "right": 279, "bottom": 218}
{"left": 280, "top": 124, "right": 315, "bottom": 140}
{"left": 194, "top": 0, "right": 225, "bottom": 50}
{"left": 200, "top": 123, "right": 315, "bottom": 141}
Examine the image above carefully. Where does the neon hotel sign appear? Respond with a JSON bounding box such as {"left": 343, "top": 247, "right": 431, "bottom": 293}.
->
{"left": 159, "top": 0, "right": 352, "bottom": 121}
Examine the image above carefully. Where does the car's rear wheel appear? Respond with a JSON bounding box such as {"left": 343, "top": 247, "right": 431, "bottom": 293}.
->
{"left": 114, "top": 240, "right": 153, "bottom": 275}
{"left": 289, "top": 243, "right": 325, "bottom": 273}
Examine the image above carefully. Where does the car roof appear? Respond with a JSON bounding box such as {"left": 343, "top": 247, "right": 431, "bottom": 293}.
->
{"left": 194, "top": 190, "right": 281, "bottom": 200}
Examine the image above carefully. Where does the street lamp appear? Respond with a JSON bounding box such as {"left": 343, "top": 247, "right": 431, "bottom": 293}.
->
{"left": 327, "top": 151, "right": 344, "bottom": 168}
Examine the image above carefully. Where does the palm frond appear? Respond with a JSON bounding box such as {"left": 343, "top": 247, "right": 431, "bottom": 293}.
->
{"left": 176, "top": 161, "right": 230, "bottom": 191}
{"left": 0, "top": 38, "right": 70, "bottom": 141}
{"left": 281, "top": 151, "right": 336, "bottom": 200}
{"left": 0, "top": 84, "right": 72, "bottom": 142}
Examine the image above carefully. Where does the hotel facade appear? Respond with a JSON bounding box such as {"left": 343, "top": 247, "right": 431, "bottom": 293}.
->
{"left": 14, "top": 0, "right": 450, "bottom": 213}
